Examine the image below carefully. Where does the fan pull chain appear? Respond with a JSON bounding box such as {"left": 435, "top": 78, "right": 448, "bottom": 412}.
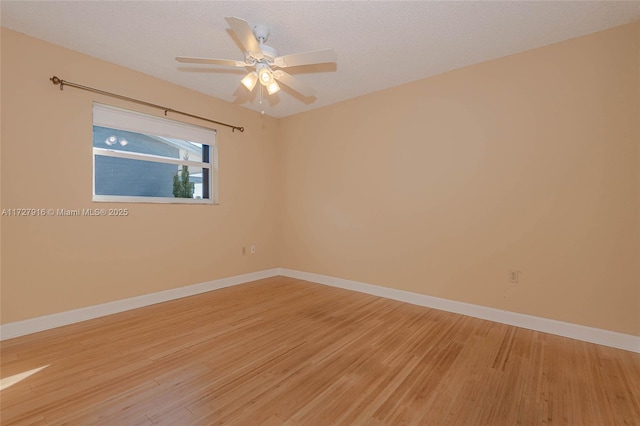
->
{"left": 259, "top": 84, "right": 265, "bottom": 116}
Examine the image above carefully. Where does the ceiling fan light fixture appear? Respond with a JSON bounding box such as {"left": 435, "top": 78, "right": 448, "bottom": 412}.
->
{"left": 258, "top": 66, "right": 274, "bottom": 86}
{"left": 241, "top": 71, "right": 258, "bottom": 91}
{"left": 266, "top": 80, "right": 280, "bottom": 95}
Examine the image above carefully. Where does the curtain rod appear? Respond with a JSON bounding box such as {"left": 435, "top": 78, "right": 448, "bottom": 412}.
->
{"left": 49, "top": 76, "right": 244, "bottom": 133}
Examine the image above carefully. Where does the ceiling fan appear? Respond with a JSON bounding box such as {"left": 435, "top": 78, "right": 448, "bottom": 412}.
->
{"left": 176, "top": 17, "right": 337, "bottom": 99}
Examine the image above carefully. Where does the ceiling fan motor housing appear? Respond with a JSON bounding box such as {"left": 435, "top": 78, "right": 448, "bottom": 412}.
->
{"left": 259, "top": 44, "right": 278, "bottom": 62}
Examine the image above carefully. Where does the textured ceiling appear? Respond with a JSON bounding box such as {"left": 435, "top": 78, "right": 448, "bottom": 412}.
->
{"left": 2, "top": 1, "right": 639, "bottom": 118}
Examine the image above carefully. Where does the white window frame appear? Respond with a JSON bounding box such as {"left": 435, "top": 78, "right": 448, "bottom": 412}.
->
{"left": 92, "top": 103, "right": 218, "bottom": 204}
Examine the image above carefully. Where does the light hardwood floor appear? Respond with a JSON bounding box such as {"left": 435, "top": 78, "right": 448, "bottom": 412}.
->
{"left": 1, "top": 276, "right": 639, "bottom": 425}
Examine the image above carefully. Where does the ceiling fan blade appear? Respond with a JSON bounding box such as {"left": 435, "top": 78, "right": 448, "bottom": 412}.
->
{"left": 274, "top": 71, "right": 316, "bottom": 97}
{"left": 273, "top": 48, "right": 336, "bottom": 68}
{"left": 176, "top": 56, "right": 246, "bottom": 67}
{"left": 225, "top": 17, "right": 263, "bottom": 59}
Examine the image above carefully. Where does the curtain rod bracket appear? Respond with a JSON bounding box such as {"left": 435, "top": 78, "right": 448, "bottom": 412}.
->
{"left": 48, "top": 75, "right": 244, "bottom": 132}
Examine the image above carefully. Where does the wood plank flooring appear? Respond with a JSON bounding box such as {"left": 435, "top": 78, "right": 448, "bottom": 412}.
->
{"left": 1, "top": 276, "right": 639, "bottom": 425}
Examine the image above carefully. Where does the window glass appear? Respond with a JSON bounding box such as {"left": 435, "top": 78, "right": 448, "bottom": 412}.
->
{"left": 92, "top": 103, "right": 216, "bottom": 204}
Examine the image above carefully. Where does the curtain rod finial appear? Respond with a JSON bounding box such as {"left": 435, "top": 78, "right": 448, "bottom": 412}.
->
{"left": 50, "top": 76, "right": 64, "bottom": 90}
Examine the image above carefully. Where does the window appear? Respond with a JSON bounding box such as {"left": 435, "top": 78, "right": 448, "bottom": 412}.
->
{"left": 92, "top": 103, "right": 217, "bottom": 204}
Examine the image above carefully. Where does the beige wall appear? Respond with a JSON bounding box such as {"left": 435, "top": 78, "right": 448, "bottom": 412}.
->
{"left": 1, "top": 28, "right": 281, "bottom": 324}
{"left": 2, "top": 24, "right": 639, "bottom": 337}
{"left": 280, "top": 23, "right": 640, "bottom": 336}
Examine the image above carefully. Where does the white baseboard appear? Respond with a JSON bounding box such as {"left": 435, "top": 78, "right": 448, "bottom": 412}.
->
{"left": 0, "top": 269, "right": 281, "bottom": 341}
{"left": 3, "top": 267, "right": 638, "bottom": 353}
{"left": 280, "top": 268, "right": 640, "bottom": 353}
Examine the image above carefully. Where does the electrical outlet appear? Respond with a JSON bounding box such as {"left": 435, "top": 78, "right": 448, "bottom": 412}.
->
{"left": 242, "top": 247, "right": 246, "bottom": 255}
{"left": 250, "top": 245, "right": 256, "bottom": 254}
{"left": 508, "top": 269, "right": 520, "bottom": 283}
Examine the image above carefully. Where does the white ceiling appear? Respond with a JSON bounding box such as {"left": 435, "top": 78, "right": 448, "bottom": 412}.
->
{"left": 2, "top": 1, "right": 639, "bottom": 118}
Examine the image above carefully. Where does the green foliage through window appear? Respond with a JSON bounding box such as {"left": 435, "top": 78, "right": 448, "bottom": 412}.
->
{"left": 173, "top": 165, "right": 195, "bottom": 198}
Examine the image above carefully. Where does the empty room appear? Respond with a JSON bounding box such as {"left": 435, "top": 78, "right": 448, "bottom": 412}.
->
{"left": 1, "top": 1, "right": 639, "bottom": 425}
